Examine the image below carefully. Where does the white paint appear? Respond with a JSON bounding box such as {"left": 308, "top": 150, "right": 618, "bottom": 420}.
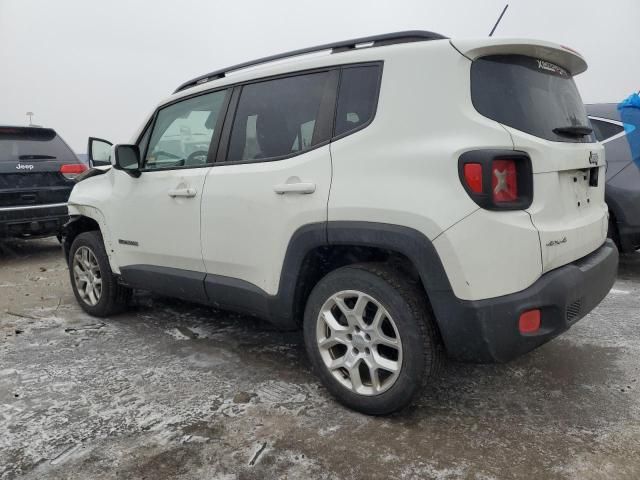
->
{"left": 69, "top": 36, "right": 607, "bottom": 302}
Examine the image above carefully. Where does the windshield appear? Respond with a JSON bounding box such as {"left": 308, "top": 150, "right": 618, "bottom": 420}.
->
{"left": 0, "top": 127, "right": 79, "bottom": 162}
{"left": 471, "top": 54, "right": 594, "bottom": 143}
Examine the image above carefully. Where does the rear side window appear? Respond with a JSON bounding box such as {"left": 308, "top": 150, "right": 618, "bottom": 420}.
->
{"left": 590, "top": 118, "right": 624, "bottom": 142}
{"left": 334, "top": 65, "right": 381, "bottom": 137}
{"left": 471, "top": 55, "right": 593, "bottom": 143}
{"left": 0, "top": 127, "right": 77, "bottom": 162}
{"left": 226, "top": 71, "right": 335, "bottom": 162}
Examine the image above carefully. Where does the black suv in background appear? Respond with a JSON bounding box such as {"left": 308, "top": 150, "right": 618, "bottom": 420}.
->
{"left": 0, "top": 126, "right": 87, "bottom": 239}
{"left": 587, "top": 103, "right": 640, "bottom": 253}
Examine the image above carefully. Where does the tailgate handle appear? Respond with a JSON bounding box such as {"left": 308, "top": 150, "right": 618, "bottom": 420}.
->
{"left": 168, "top": 187, "right": 197, "bottom": 198}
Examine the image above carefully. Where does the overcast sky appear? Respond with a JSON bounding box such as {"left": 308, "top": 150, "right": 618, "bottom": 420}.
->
{"left": 1, "top": 0, "right": 638, "bottom": 152}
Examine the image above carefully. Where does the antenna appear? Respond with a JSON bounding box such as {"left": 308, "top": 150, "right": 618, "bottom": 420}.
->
{"left": 489, "top": 4, "right": 509, "bottom": 37}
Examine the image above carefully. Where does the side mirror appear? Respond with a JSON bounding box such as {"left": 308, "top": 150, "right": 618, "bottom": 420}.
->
{"left": 88, "top": 137, "right": 113, "bottom": 167}
{"left": 114, "top": 144, "right": 141, "bottom": 177}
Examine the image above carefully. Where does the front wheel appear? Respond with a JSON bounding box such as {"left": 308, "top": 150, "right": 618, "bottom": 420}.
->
{"left": 69, "top": 231, "right": 131, "bottom": 316}
{"left": 303, "top": 263, "right": 442, "bottom": 415}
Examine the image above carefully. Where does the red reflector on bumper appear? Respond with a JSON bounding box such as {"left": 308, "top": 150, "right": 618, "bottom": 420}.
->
{"left": 519, "top": 309, "right": 541, "bottom": 334}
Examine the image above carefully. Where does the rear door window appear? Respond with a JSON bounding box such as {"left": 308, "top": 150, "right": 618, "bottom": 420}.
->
{"left": 226, "top": 71, "right": 336, "bottom": 162}
{"left": 0, "top": 127, "right": 77, "bottom": 162}
{"left": 334, "top": 65, "right": 382, "bottom": 137}
{"left": 471, "top": 55, "right": 594, "bottom": 143}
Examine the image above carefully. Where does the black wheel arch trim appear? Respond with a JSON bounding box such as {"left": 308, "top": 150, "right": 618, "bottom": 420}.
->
{"left": 110, "top": 221, "right": 457, "bottom": 334}
{"left": 208, "top": 221, "right": 456, "bottom": 331}
{"left": 62, "top": 214, "right": 101, "bottom": 264}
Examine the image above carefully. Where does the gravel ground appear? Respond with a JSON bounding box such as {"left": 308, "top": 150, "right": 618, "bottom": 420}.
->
{"left": 1, "top": 238, "right": 639, "bottom": 480}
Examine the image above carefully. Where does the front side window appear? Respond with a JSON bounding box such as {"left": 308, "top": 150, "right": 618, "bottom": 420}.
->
{"left": 226, "top": 72, "right": 334, "bottom": 162}
{"left": 145, "top": 89, "right": 228, "bottom": 170}
{"left": 334, "top": 65, "right": 381, "bottom": 137}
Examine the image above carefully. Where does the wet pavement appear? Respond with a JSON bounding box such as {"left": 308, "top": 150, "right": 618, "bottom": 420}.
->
{"left": 1, "top": 238, "right": 639, "bottom": 479}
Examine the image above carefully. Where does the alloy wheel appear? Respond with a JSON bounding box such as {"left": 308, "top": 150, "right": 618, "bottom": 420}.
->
{"left": 72, "top": 246, "right": 102, "bottom": 306}
{"left": 316, "top": 290, "right": 403, "bottom": 395}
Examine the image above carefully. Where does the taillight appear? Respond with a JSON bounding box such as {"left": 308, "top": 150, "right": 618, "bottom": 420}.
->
{"left": 463, "top": 163, "right": 483, "bottom": 194}
{"left": 458, "top": 150, "right": 533, "bottom": 211}
{"left": 60, "top": 163, "right": 88, "bottom": 180}
{"left": 492, "top": 159, "right": 518, "bottom": 203}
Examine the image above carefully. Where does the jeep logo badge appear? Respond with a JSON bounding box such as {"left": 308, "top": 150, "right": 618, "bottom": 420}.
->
{"left": 15, "top": 163, "right": 34, "bottom": 170}
{"left": 589, "top": 152, "right": 599, "bottom": 165}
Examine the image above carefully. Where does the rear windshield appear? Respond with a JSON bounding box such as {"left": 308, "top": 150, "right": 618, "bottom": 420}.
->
{"left": 471, "top": 55, "right": 594, "bottom": 143}
{"left": 0, "top": 127, "right": 78, "bottom": 162}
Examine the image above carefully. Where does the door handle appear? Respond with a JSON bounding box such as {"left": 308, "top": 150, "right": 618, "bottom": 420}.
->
{"left": 168, "top": 187, "right": 197, "bottom": 198}
{"left": 273, "top": 182, "right": 316, "bottom": 195}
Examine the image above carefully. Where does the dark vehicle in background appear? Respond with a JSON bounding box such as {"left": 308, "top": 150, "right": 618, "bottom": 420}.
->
{"left": 0, "top": 126, "right": 87, "bottom": 239}
{"left": 588, "top": 104, "right": 640, "bottom": 253}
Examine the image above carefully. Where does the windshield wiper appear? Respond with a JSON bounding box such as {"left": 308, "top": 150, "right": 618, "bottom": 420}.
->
{"left": 552, "top": 125, "right": 593, "bottom": 137}
{"left": 18, "top": 154, "right": 57, "bottom": 160}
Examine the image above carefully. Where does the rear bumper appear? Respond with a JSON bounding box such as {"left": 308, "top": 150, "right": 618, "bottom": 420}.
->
{"left": 438, "top": 240, "right": 619, "bottom": 362}
{"left": 0, "top": 203, "right": 68, "bottom": 237}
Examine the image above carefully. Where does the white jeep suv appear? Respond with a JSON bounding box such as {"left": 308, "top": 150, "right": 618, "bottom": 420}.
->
{"left": 64, "top": 31, "right": 618, "bottom": 414}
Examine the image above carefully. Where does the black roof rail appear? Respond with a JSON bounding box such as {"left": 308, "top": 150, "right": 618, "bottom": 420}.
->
{"left": 173, "top": 30, "right": 447, "bottom": 93}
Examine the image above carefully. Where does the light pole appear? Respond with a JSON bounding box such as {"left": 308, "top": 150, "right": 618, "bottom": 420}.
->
{"left": 26, "top": 112, "right": 34, "bottom": 126}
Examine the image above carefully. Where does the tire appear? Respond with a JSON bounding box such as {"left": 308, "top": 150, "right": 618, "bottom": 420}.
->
{"left": 303, "top": 263, "right": 442, "bottom": 415}
{"left": 68, "top": 231, "right": 131, "bottom": 316}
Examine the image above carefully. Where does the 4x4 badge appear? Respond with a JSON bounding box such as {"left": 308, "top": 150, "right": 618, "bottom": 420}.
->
{"left": 546, "top": 237, "right": 568, "bottom": 247}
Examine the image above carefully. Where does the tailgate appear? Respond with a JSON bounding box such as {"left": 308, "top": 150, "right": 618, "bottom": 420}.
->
{"left": 511, "top": 134, "right": 608, "bottom": 272}
{"left": 461, "top": 38, "right": 608, "bottom": 272}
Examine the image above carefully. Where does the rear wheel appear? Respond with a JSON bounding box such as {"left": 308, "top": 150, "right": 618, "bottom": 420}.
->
{"left": 69, "top": 231, "right": 131, "bottom": 316}
{"left": 303, "top": 263, "right": 442, "bottom": 415}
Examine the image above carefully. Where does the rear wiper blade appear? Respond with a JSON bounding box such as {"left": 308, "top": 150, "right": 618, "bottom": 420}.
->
{"left": 552, "top": 125, "right": 593, "bottom": 137}
{"left": 18, "top": 154, "right": 57, "bottom": 160}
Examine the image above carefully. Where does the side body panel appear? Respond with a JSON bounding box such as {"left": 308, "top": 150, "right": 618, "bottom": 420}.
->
{"left": 201, "top": 146, "right": 332, "bottom": 295}
{"left": 107, "top": 168, "right": 209, "bottom": 272}
{"left": 328, "top": 41, "right": 543, "bottom": 300}
{"left": 68, "top": 166, "right": 209, "bottom": 274}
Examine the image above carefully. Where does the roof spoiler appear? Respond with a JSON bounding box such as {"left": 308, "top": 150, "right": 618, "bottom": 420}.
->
{"left": 450, "top": 38, "right": 588, "bottom": 75}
